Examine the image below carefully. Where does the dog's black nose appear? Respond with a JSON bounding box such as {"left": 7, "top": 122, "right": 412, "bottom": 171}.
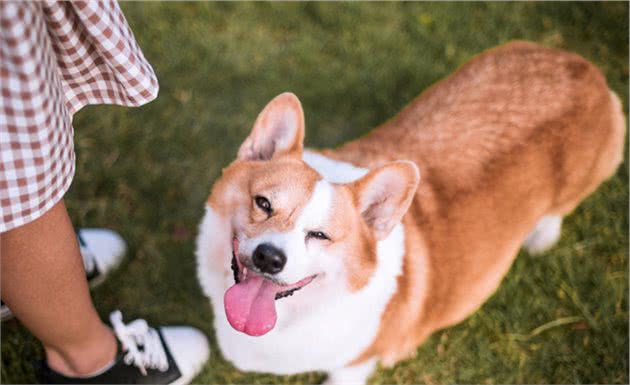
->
{"left": 252, "top": 243, "right": 286, "bottom": 275}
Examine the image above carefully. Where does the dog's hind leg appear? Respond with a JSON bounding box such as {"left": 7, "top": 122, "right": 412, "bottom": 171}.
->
{"left": 523, "top": 92, "right": 624, "bottom": 257}
{"left": 523, "top": 215, "right": 563, "bottom": 255}
{"left": 323, "top": 359, "right": 377, "bottom": 385}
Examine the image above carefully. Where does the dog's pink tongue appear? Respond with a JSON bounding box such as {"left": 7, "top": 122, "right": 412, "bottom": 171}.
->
{"left": 224, "top": 275, "right": 279, "bottom": 336}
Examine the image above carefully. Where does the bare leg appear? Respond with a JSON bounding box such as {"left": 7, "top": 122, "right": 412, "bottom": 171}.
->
{"left": 1, "top": 200, "right": 117, "bottom": 377}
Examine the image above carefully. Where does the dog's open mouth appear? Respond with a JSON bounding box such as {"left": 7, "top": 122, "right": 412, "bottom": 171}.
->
{"left": 224, "top": 238, "right": 316, "bottom": 336}
{"left": 230, "top": 253, "right": 311, "bottom": 300}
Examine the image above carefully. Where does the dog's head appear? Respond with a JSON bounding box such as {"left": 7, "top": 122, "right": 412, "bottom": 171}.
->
{"left": 207, "top": 93, "right": 419, "bottom": 336}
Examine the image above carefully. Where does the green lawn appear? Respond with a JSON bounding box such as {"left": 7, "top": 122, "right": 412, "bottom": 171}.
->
{"left": 1, "top": 2, "right": 627, "bottom": 384}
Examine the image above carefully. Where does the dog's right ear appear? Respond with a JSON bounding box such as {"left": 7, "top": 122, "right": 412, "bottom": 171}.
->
{"left": 350, "top": 161, "right": 420, "bottom": 240}
{"left": 237, "top": 93, "right": 305, "bottom": 161}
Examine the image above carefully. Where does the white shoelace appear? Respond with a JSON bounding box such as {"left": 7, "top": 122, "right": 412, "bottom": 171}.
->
{"left": 109, "top": 311, "right": 169, "bottom": 376}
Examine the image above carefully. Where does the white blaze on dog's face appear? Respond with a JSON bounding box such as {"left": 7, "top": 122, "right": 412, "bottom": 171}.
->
{"left": 207, "top": 93, "right": 419, "bottom": 337}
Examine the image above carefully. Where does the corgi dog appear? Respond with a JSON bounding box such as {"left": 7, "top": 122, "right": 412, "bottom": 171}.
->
{"left": 196, "top": 41, "right": 625, "bottom": 384}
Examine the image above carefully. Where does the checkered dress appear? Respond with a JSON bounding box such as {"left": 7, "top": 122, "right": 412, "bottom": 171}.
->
{"left": 0, "top": 1, "right": 158, "bottom": 232}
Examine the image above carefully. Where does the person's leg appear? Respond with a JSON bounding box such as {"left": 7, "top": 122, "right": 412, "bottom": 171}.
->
{"left": 0, "top": 200, "right": 117, "bottom": 377}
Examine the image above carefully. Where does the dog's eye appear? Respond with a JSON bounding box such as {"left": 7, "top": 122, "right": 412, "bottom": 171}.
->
{"left": 307, "top": 231, "right": 330, "bottom": 241}
{"left": 254, "top": 195, "right": 272, "bottom": 215}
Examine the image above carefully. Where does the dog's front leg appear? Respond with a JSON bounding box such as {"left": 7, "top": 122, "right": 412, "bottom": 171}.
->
{"left": 323, "top": 359, "right": 377, "bottom": 385}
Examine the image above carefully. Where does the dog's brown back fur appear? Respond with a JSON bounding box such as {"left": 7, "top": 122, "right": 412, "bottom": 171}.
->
{"left": 327, "top": 41, "right": 625, "bottom": 365}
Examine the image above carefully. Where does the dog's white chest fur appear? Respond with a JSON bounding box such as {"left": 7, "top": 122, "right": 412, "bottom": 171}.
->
{"left": 196, "top": 151, "right": 406, "bottom": 374}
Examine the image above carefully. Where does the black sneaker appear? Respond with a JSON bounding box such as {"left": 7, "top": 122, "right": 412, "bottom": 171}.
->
{"left": 1, "top": 229, "right": 127, "bottom": 321}
{"left": 77, "top": 228, "right": 127, "bottom": 288}
{"left": 37, "top": 311, "right": 210, "bottom": 384}
{"left": 0, "top": 300, "right": 11, "bottom": 321}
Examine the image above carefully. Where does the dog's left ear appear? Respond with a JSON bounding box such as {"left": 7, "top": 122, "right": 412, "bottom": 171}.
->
{"left": 237, "top": 92, "right": 305, "bottom": 161}
{"left": 351, "top": 161, "right": 420, "bottom": 240}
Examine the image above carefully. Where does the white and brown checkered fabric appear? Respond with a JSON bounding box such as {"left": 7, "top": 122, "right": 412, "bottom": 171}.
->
{"left": 1, "top": 1, "right": 158, "bottom": 232}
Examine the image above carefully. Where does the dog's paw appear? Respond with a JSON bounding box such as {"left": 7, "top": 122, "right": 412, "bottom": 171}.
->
{"left": 523, "top": 215, "right": 563, "bottom": 255}
{"left": 323, "top": 359, "right": 377, "bottom": 385}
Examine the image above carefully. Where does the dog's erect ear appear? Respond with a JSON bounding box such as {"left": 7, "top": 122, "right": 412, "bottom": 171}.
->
{"left": 237, "top": 93, "right": 305, "bottom": 161}
{"left": 351, "top": 161, "right": 420, "bottom": 240}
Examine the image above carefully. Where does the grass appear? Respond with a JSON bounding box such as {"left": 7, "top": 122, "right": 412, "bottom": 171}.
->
{"left": 1, "top": 2, "right": 627, "bottom": 384}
